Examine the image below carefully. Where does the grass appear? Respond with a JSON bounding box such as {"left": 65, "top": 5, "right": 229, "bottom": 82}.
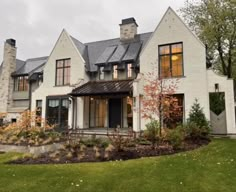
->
{"left": 0, "top": 138, "right": 236, "bottom": 192}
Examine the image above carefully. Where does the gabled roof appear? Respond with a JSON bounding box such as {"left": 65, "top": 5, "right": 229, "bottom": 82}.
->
{"left": 12, "top": 56, "right": 48, "bottom": 76}
{"left": 4, "top": 32, "right": 151, "bottom": 76}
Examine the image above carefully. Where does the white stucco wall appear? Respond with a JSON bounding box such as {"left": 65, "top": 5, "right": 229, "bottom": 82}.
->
{"left": 139, "top": 8, "right": 210, "bottom": 130}
{"left": 31, "top": 29, "right": 87, "bottom": 128}
{"left": 207, "top": 70, "right": 236, "bottom": 134}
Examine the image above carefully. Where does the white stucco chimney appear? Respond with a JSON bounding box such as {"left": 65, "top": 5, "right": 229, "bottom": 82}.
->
{"left": 120, "top": 18, "right": 138, "bottom": 41}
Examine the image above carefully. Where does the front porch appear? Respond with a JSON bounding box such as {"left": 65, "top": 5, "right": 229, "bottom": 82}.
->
{"left": 69, "top": 79, "right": 141, "bottom": 133}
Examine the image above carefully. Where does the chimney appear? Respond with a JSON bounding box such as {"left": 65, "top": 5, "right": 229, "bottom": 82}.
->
{"left": 0, "top": 39, "right": 17, "bottom": 113}
{"left": 120, "top": 17, "right": 138, "bottom": 41}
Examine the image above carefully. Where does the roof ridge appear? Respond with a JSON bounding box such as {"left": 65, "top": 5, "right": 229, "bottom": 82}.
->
{"left": 26, "top": 56, "right": 48, "bottom": 62}
{"left": 84, "top": 32, "right": 153, "bottom": 45}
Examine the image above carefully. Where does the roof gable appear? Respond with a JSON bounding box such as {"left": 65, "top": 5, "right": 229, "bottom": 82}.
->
{"left": 141, "top": 7, "right": 204, "bottom": 56}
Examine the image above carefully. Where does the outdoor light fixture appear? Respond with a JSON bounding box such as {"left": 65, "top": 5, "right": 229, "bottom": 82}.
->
{"left": 215, "top": 83, "right": 219, "bottom": 92}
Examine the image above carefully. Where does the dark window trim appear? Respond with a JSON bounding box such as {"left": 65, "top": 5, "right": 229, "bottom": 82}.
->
{"left": 45, "top": 95, "right": 69, "bottom": 129}
{"left": 158, "top": 42, "right": 184, "bottom": 78}
{"left": 126, "top": 63, "right": 133, "bottom": 79}
{"left": 55, "top": 58, "right": 71, "bottom": 86}
{"left": 36, "top": 100, "right": 42, "bottom": 126}
{"left": 112, "top": 64, "right": 118, "bottom": 80}
{"left": 99, "top": 66, "right": 105, "bottom": 80}
{"left": 14, "top": 75, "right": 29, "bottom": 91}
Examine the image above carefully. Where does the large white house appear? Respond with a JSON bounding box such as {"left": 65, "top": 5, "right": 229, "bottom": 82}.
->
{"left": 0, "top": 7, "right": 235, "bottom": 134}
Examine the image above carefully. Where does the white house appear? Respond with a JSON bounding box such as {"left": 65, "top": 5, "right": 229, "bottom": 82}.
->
{"left": 0, "top": 7, "right": 235, "bottom": 135}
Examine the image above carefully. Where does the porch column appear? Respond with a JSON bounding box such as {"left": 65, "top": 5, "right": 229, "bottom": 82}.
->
{"left": 132, "top": 95, "right": 140, "bottom": 132}
{"left": 68, "top": 97, "right": 73, "bottom": 129}
{"left": 77, "top": 97, "right": 84, "bottom": 129}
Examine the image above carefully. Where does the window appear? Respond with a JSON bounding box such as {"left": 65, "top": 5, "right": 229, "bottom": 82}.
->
{"left": 99, "top": 67, "right": 104, "bottom": 80}
{"left": 36, "top": 100, "right": 42, "bottom": 126}
{"left": 14, "top": 76, "right": 28, "bottom": 91}
{"left": 46, "top": 97, "right": 69, "bottom": 130}
{"left": 113, "top": 65, "right": 118, "bottom": 79}
{"left": 56, "top": 59, "right": 71, "bottom": 86}
{"left": 159, "top": 43, "right": 183, "bottom": 78}
{"left": 127, "top": 63, "right": 133, "bottom": 78}
{"left": 164, "top": 94, "right": 184, "bottom": 128}
{"left": 11, "top": 119, "right": 17, "bottom": 123}
{"left": 0, "top": 119, "right": 3, "bottom": 126}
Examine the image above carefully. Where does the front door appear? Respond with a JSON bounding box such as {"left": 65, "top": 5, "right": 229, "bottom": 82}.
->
{"left": 109, "top": 98, "right": 122, "bottom": 128}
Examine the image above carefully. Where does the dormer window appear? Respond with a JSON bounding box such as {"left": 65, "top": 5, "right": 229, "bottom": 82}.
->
{"left": 127, "top": 63, "right": 133, "bottom": 78}
{"left": 113, "top": 65, "right": 118, "bottom": 79}
{"left": 14, "top": 76, "right": 28, "bottom": 91}
{"left": 99, "top": 67, "right": 104, "bottom": 80}
{"left": 56, "top": 59, "right": 71, "bottom": 86}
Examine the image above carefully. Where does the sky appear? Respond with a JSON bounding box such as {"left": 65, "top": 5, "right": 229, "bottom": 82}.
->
{"left": 0, "top": 0, "right": 186, "bottom": 61}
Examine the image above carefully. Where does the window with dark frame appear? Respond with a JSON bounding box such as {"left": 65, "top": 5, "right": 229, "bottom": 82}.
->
{"left": 99, "top": 66, "right": 104, "bottom": 80}
{"left": 127, "top": 63, "right": 133, "bottom": 78}
{"left": 36, "top": 100, "right": 42, "bottom": 126}
{"left": 55, "top": 59, "right": 71, "bottom": 86}
{"left": 113, "top": 65, "right": 118, "bottom": 79}
{"left": 159, "top": 43, "right": 183, "bottom": 78}
{"left": 14, "top": 76, "right": 28, "bottom": 91}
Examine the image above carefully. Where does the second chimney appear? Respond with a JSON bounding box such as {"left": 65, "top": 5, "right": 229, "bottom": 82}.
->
{"left": 120, "top": 18, "right": 138, "bottom": 41}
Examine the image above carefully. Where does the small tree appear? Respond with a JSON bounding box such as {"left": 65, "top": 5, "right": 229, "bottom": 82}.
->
{"left": 188, "top": 99, "right": 209, "bottom": 128}
{"left": 141, "top": 65, "right": 180, "bottom": 136}
{"left": 187, "top": 99, "right": 211, "bottom": 140}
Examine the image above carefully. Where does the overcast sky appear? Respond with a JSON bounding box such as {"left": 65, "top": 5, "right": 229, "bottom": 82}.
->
{"left": 0, "top": 0, "right": 186, "bottom": 61}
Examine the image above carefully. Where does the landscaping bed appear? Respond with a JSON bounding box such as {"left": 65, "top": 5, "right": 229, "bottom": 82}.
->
{"left": 8, "top": 139, "right": 210, "bottom": 164}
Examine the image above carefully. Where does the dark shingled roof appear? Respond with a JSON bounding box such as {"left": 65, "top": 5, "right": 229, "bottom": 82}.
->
{"left": 12, "top": 56, "right": 48, "bottom": 76}
{"left": 2, "top": 32, "right": 151, "bottom": 76}
{"left": 0, "top": 59, "right": 25, "bottom": 76}
{"left": 70, "top": 79, "right": 133, "bottom": 96}
{"left": 71, "top": 32, "right": 152, "bottom": 72}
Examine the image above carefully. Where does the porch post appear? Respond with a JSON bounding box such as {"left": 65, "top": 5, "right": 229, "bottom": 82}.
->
{"left": 68, "top": 97, "right": 73, "bottom": 129}
{"left": 77, "top": 97, "right": 84, "bottom": 129}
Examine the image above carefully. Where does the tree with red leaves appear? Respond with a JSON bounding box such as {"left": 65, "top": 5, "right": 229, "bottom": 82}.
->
{"left": 141, "top": 66, "right": 181, "bottom": 136}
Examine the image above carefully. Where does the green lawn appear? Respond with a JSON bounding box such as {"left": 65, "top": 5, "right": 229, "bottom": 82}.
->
{"left": 0, "top": 138, "right": 236, "bottom": 192}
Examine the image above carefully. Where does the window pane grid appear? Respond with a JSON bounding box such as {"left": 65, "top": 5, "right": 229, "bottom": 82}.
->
{"left": 113, "top": 65, "right": 118, "bottom": 79}
{"left": 14, "top": 76, "right": 28, "bottom": 91}
{"left": 56, "top": 59, "right": 71, "bottom": 86}
{"left": 159, "top": 43, "right": 183, "bottom": 78}
{"left": 127, "top": 63, "right": 132, "bottom": 78}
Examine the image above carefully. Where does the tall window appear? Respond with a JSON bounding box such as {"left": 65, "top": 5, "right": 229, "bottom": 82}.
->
{"left": 46, "top": 97, "right": 69, "bottom": 130}
{"left": 14, "top": 76, "right": 28, "bottom": 91}
{"left": 99, "top": 67, "right": 104, "bottom": 80}
{"left": 127, "top": 63, "right": 133, "bottom": 78}
{"left": 159, "top": 43, "right": 183, "bottom": 78}
{"left": 113, "top": 65, "right": 118, "bottom": 79}
{"left": 56, "top": 59, "right": 71, "bottom": 86}
{"left": 36, "top": 100, "right": 42, "bottom": 126}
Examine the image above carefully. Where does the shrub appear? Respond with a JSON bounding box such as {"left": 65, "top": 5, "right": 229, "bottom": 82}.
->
{"left": 108, "top": 129, "right": 133, "bottom": 152}
{"left": 144, "top": 120, "right": 160, "bottom": 148}
{"left": 166, "top": 126, "right": 184, "bottom": 149}
{"left": 187, "top": 99, "right": 211, "bottom": 140}
{"left": 185, "top": 121, "right": 210, "bottom": 140}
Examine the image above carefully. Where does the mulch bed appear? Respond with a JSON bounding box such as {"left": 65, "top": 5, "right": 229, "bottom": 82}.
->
{"left": 8, "top": 139, "right": 210, "bottom": 165}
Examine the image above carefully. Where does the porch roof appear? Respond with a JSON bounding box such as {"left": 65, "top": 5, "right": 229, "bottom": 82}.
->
{"left": 70, "top": 79, "right": 133, "bottom": 96}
